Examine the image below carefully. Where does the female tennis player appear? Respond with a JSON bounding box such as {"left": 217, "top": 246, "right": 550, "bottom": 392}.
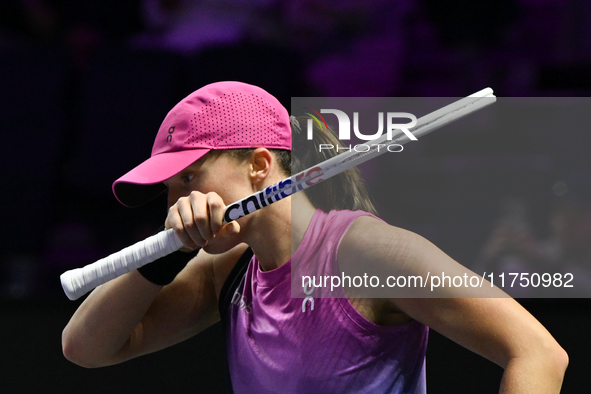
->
{"left": 62, "top": 81, "right": 567, "bottom": 393}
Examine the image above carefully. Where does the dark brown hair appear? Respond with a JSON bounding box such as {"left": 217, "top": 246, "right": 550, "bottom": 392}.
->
{"left": 226, "top": 116, "right": 377, "bottom": 215}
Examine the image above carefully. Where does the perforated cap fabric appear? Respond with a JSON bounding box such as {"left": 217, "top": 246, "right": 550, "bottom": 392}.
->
{"left": 113, "top": 81, "right": 291, "bottom": 207}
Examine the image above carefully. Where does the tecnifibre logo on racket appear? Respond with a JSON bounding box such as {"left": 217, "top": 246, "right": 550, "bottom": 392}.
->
{"left": 303, "top": 107, "right": 417, "bottom": 152}
{"left": 223, "top": 166, "right": 324, "bottom": 223}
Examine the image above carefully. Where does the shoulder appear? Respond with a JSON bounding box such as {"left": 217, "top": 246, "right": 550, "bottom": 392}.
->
{"left": 337, "top": 215, "right": 419, "bottom": 323}
{"left": 298, "top": 209, "right": 380, "bottom": 259}
{"left": 320, "top": 209, "right": 382, "bottom": 239}
{"left": 338, "top": 215, "right": 421, "bottom": 264}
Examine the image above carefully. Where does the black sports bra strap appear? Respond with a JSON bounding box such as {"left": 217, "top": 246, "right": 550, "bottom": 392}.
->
{"left": 218, "top": 247, "right": 254, "bottom": 323}
{"left": 218, "top": 247, "right": 253, "bottom": 394}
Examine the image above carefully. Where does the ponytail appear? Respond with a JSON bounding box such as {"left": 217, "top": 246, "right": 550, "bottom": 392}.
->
{"left": 288, "top": 115, "right": 377, "bottom": 215}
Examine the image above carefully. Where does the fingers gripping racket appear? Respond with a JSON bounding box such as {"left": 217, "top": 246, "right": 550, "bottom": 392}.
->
{"left": 61, "top": 89, "right": 496, "bottom": 300}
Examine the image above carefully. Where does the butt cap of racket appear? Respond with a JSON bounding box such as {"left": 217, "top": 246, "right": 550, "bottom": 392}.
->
{"left": 61, "top": 270, "right": 83, "bottom": 301}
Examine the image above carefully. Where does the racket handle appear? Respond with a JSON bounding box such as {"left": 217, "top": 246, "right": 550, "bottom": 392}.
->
{"left": 60, "top": 229, "right": 184, "bottom": 300}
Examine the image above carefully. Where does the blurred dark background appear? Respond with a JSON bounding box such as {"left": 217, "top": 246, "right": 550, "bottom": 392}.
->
{"left": 1, "top": 0, "right": 590, "bottom": 392}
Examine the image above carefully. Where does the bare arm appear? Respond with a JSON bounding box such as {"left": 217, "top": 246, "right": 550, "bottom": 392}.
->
{"left": 61, "top": 249, "right": 224, "bottom": 367}
{"left": 63, "top": 190, "right": 246, "bottom": 368}
{"left": 339, "top": 216, "right": 568, "bottom": 393}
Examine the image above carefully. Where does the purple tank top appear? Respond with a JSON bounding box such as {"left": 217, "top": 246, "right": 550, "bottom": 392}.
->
{"left": 226, "top": 209, "right": 428, "bottom": 393}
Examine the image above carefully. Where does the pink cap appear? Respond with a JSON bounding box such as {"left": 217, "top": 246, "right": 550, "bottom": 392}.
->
{"left": 113, "top": 81, "right": 291, "bottom": 207}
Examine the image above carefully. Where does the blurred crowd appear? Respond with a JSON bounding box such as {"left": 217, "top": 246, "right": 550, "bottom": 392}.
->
{"left": 1, "top": 0, "right": 591, "bottom": 298}
{"left": 476, "top": 192, "right": 591, "bottom": 297}
{"left": 3, "top": 0, "right": 591, "bottom": 95}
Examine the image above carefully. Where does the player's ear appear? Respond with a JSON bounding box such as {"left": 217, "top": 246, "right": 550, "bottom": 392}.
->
{"left": 249, "top": 148, "right": 272, "bottom": 186}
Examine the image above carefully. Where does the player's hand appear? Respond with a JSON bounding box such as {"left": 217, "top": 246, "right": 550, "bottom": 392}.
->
{"left": 165, "top": 191, "right": 241, "bottom": 254}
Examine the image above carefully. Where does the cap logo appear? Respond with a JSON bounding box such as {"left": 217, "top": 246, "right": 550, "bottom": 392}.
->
{"left": 167, "top": 126, "right": 175, "bottom": 142}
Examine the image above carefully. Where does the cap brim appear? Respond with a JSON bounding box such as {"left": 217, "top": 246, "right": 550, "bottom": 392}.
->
{"left": 112, "top": 149, "right": 210, "bottom": 207}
